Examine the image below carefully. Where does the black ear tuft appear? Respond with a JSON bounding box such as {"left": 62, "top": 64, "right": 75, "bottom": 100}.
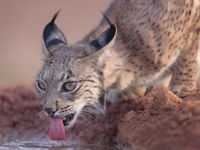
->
{"left": 90, "top": 13, "right": 116, "bottom": 50}
{"left": 43, "top": 10, "right": 67, "bottom": 52}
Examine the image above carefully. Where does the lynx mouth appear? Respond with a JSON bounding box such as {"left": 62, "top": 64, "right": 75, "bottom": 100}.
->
{"left": 63, "top": 113, "right": 75, "bottom": 126}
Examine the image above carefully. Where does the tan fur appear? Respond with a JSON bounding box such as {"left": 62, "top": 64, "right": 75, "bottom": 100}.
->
{"left": 83, "top": 0, "right": 200, "bottom": 98}
{"left": 37, "top": 0, "right": 200, "bottom": 126}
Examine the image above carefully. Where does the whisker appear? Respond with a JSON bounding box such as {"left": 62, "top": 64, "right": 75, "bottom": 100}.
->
{"left": 55, "top": 105, "right": 73, "bottom": 116}
{"left": 37, "top": 111, "right": 48, "bottom": 121}
{"left": 81, "top": 105, "right": 105, "bottom": 122}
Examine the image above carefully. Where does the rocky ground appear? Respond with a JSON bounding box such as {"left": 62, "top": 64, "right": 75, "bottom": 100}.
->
{"left": 0, "top": 86, "right": 200, "bottom": 150}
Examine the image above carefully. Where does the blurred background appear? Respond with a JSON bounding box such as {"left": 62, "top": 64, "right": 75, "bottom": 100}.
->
{"left": 0, "top": 0, "right": 112, "bottom": 88}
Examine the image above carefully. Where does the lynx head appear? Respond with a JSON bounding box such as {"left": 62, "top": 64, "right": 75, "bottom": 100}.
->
{"left": 36, "top": 11, "right": 116, "bottom": 127}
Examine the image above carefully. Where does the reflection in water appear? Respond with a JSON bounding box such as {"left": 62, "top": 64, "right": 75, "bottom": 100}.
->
{"left": 0, "top": 140, "right": 109, "bottom": 150}
{"left": 0, "top": 130, "right": 114, "bottom": 150}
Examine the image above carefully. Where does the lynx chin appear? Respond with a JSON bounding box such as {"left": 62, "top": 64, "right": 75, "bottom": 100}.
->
{"left": 36, "top": 0, "right": 200, "bottom": 127}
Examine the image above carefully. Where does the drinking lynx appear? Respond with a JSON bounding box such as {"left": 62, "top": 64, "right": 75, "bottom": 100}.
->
{"left": 36, "top": 0, "right": 200, "bottom": 127}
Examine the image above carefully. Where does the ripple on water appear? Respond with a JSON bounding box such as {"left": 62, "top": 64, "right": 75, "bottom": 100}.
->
{"left": 0, "top": 140, "right": 111, "bottom": 150}
{"left": 0, "top": 130, "right": 115, "bottom": 150}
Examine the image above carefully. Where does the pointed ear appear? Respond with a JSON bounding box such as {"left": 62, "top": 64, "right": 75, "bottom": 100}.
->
{"left": 89, "top": 14, "right": 117, "bottom": 51}
{"left": 43, "top": 11, "right": 67, "bottom": 54}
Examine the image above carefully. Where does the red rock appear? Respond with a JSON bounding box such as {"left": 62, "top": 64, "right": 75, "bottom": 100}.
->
{"left": 1, "top": 86, "right": 200, "bottom": 150}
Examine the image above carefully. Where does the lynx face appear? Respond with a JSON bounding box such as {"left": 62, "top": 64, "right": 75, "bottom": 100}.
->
{"left": 36, "top": 12, "right": 116, "bottom": 127}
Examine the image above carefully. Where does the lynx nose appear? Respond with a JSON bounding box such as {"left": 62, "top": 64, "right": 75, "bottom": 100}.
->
{"left": 44, "top": 107, "right": 56, "bottom": 116}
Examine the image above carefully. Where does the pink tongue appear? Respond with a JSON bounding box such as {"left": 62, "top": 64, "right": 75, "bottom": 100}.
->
{"left": 48, "top": 117, "right": 66, "bottom": 140}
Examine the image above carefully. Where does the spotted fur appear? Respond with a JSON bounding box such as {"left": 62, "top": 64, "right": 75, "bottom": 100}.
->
{"left": 36, "top": 0, "right": 200, "bottom": 126}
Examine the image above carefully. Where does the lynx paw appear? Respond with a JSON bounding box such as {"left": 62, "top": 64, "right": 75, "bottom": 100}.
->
{"left": 107, "top": 87, "right": 146, "bottom": 103}
{"left": 171, "top": 84, "right": 196, "bottom": 98}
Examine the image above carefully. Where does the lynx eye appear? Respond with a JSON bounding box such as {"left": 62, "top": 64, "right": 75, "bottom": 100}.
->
{"left": 36, "top": 80, "right": 47, "bottom": 92}
{"left": 61, "top": 82, "right": 77, "bottom": 92}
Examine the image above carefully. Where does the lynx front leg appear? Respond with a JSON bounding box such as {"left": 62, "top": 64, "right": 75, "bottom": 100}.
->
{"left": 170, "top": 34, "right": 199, "bottom": 97}
{"left": 107, "top": 87, "right": 146, "bottom": 103}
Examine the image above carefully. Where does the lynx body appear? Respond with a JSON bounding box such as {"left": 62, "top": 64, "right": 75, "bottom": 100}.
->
{"left": 36, "top": 0, "right": 200, "bottom": 127}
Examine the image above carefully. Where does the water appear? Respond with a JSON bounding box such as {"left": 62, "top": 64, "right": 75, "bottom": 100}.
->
{"left": 0, "top": 130, "right": 111, "bottom": 150}
{"left": 0, "top": 141, "right": 109, "bottom": 150}
{"left": 0, "top": 132, "right": 146, "bottom": 150}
